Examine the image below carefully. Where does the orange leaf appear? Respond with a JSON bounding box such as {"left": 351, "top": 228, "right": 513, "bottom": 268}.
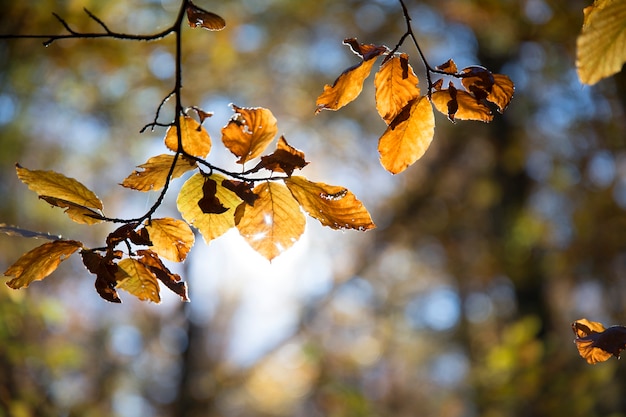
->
{"left": 5, "top": 240, "right": 83, "bottom": 289}
{"left": 186, "top": 1, "right": 226, "bottom": 31}
{"left": 431, "top": 85, "right": 493, "bottom": 122}
{"left": 285, "top": 176, "right": 375, "bottom": 231}
{"left": 375, "top": 53, "right": 421, "bottom": 124}
{"left": 137, "top": 249, "right": 188, "bottom": 302}
{"left": 221, "top": 105, "right": 278, "bottom": 164}
{"left": 257, "top": 136, "right": 308, "bottom": 176}
{"left": 436, "top": 59, "right": 458, "bottom": 74}
{"left": 236, "top": 182, "right": 305, "bottom": 261}
{"left": 121, "top": 154, "right": 197, "bottom": 192}
{"left": 460, "top": 66, "right": 495, "bottom": 100}
{"left": 487, "top": 73, "right": 515, "bottom": 113}
{"left": 378, "top": 96, "right": 435, "bottom": 174}
{"left": 115, "top": 258, "right": 161, "bottom": 303}
{"left": 39, "top": 196, "right": 104, "bottom": 225}
{"left": 144, "top": 218, "right": 195, "bottom": 262}
{"left": 572, "top": 318, "right": 626, "bottom": 364}
{"left": 165, "top": 115, "right": 212, "bottom": 158}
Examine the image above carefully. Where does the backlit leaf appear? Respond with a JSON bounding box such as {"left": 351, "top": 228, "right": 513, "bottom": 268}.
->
{"left": 81, "top": 250, "right": 121, "bottom": 303}
{"left": 257, "top": 136, "right": 308, "bottom": 176}
{"left": 115, "top": 258, "right": 161, "bottom": 303}
{"left": 165, "top": 115, "right": 212, "bottom": 158}
{"left": 375, "top": 53, "right": 421, "bottom": 124}
{"left": 236, "top": 182, "right": 305, "bottom": 261}
{"left": 577, "top": 0, "right": 626, "bottom": 85}
{"left": 431, "top": 84, "right": 493, "bottom": 122}
{"left": 460, "top": 66, "right": 494, "bottom": 100}
{"left": 121, "top": 154, "right": 197, "bottom": 192}
{"left": 16, "top": 164, "right": 103, "bottom": 211}
{"left": 487, "top": 74, "right": 515, "bottom": 113}
{"left": 222, "top": 179, "right": 259, "bottom": 206}
{"left": 186, "top": 1, "right": 226, "bottom": 31}
{"left": 39, "top": 196, "right": 104, "bottom": 225}
{"left": 145, "top": 218, "right": 195, "bottom": 262}
{"left": 137, "top": 249, "right": 188, "bottom": 302}
{"left": 572, "top": 318, "right": 626, "bottom": 364}
{"left": 221, "top": 105, "right": 278, "bottom": 164}
{"left": 177, "top": 173, "right": 242, "bottom": 243}
{"left": 5, "top": 240, "right": 82, "bottom": 289}
{"left": 378, "top": 96, "right": 435, "bottom": 174}
{"left": 285, "top": 176, "right": 375, "bottom": 231}
{"left": 436, "top": 59, "right": 458, "bottom": 74}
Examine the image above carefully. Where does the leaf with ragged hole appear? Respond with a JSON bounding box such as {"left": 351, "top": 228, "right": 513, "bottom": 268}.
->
{"left": 121, "top": 154, "right": 197, "bottom": 192}
{"left": 577, "top": 0, "right": 626, "bottom": 85}
{"left": 236, "top": 182, "right": 305, "bottom": 261}
{"left": 186, "top": 1, "right": 226, "bottom": 31}
{"left": 144, "top": 218, "right": 195, "bottom": 262}
{"left": 115, "top": 258, "right": 161, "bottom": 303}
{"left": 39, "top": 196, "right": 104, "bottom": 225}
{"left": 81, "top": 250, "right": 121, "bottom": 303}
{"left": 177, "top": 173, "right": 242, "bottom": 243}
{"left": 375, "top": 53, "right": 421, "bottom": 125}
{"left": 431, "top": 83, "right": 493, "bottom": 122}
{"left": 285, "top": 176, "right": 375, "bottom": 231}
{"left": 378, "top": 96, "right": 435, "bottom": 174}
{"left": 315, "top": 38, "right": 387, "bottom": 113}
{"left": 256, "top": 136, "right": 308, "bottom": 176}
{"left": 165, "top": 115, "right": 212, "bottom": 158}
{"left": 572, "top": 318, "right": 626, "bottom": 364}
{"left": 5, "top": 240, "right": 83, "bottom": 289}
{"left": 137, "top": 249, "right": 188, "bottom": 302}
{"left": 198, "top": 177, "right": 229, "bottom": 214}
{"left": 221, "top": 105, "right": 278, "bottom": 164}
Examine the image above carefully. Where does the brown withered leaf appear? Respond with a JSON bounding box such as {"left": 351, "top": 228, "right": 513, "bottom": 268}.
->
{"left": 431, "top": 83, "right": 493, "bottom": 122}
{"left": 177, "top": 173, "right": 242, "bottom": 244}
{"left": 189, "top": 106, "right": 214, "bottom": 123}
{"left": 460, "top": 66, "right": 495, "bottom": 100}
{"left": 375, "top": 53, "right": 421, "bottom": 125}
{"left": 378, "top": 96, "right": 435, "bottom": 174}
{"left": 106, "top": 223, "right": 152, "bottom": 249}
{"left": 121, "top": 154, "right": 197, "bottom": 192}
{"left": 257, "top": 136, "right": 308, "bottom": 176}
{"left": 186, "top": 1, "right": 226, "bottom": 31}
{"left": 436, "top": 59, "right": 458, "bottom": 74}
{"left": 315, "top": 39, "right": 387, "bottom": 113}
{"left": 221, "top": 105, "right": 278, "bottom": 164}
{"left": 165, "top": 115, "right": 212, "bottom": 158}
{"left": 236, "top": 182, "right": 305, "bottom": 261}
{"left": 115, "top": 258, "right": 161, "bottom": 303}
{"left": 144, "top": 218, "right": 195, "bottom": 262}
{"left": 487, "top": 74, "right": 515, "bottom": 113}
{"left": 81, "top": 250, "right": 121, "bottom": 303}
{"left": 572, "top": 318, "right": 626, "bottom": 364}
{"left": 137, "top": 249, "right": 188, "bottom": 302}
{"left": 39, "top": 196, "right": 104, "bottom": 225}
{"left": 285, "top": 176, "right": 375, "bottom": 231}
{"left": 5, "top": 240, "right": 83, "bottom": 289}
{"left": 198, "top": 177, "right": 229, "bottom": 214}
{"left": 222, "top": 179, "right": 259, "bottom": 206}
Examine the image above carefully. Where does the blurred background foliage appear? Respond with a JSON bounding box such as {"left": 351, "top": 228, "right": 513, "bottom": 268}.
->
{"left": 1, "top": 0, "right": 626, "bottom": 416}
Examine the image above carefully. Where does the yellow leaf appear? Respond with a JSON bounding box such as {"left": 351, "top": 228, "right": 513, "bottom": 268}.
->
{"left": 177, "top": 173, "right": 242, "bottom": 243}
{"left": 115, "top": 258, "right": 161, "bottom": 303}
{"left": 572, "top": 318, "right": 626, "bottom": 364}
{"left": 39, "top": 196, "right": 104, "bottom": 225}
{"left": 16, "top": 164, "right": 103, "bottom": 210}
{"left": 374, "top": 53, "right": 421, "bottom": 124}
{"left": 285, "top": 176, "right": 375, "bottom": 231}
{"left": 144, "top": 218, "right": 195, "bottom": 262}
{"left": 5, "top": 240, "right": 83, "bottom": 289}
{"left": 165, "top": 115, "right": 212, "bottom": 158}
{"left": 221, "top": 105, "right": 278, "bottom": 164}
{"left": 577, "top": 0, "right": 626, "bottom": 85}
{"left": 378, "top": 96, "right": 435, "bottom": 174}
{"left": 122, "top": 154, "right": 197, "bottom": 192}
{"left": 431, "top": 88, "right": 493, "bottom": 122}
{"left": 236, "top": 182, "right": 305, "bottom": 261}
{"left": 488, "top": 74, "right": 515, "bottom": 113}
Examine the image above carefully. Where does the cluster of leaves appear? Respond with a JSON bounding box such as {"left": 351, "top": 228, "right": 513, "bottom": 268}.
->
{"left": 572, "top": 318, "right": 626, "bottom": 364}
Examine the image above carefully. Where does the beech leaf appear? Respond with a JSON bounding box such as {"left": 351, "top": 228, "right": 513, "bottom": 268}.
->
{"left": 460, "top": 66, "right": 495, "bottom": 100}
{"left": 431, "top": 84, "right": 493, "bottom": 122}
{"left": 165, "top": 115, "right": 212, "bottom": 158}
{"left": 186, "top": 1, "right": 226, "bottom": 31}
{"left": 487, "top": 74, "right": 515, "bottom": 113}
{"left": 221, "top": 179, "right": 259, "bottom": 206}
{"left": 257, "top": 136, "right": 308, "bottom": 176}
{"left": 236, "top": 182, "right": 305, "bottom": 261}
{"left": 81, "top": 250, "right": 121, "bottom": 303}
{"left": 436, "top": 59, "right": 458, "bottom": 74}
{"left": 115, "top": 258, "right": 161, "bottom": 303}
{"left": 144, "top": 218, "right": 195, "bottom": 262}
{"left": 378, "top": 96, "right": 435, "bottom": 174}
{"left": 221, "top": 105, "right": 278, "bottom": 164}
{"left": 285, "top": 176, "right": 375, "bottom": 231}
{"left": 572, "top": 318, "right": 626, "bottom": 364}
{"left": 5, "top": 240, "right": 83, "bottom": 289}
{"left": 121, "top": 154, "right": 197, "bottom": 192}
{"left": 39, "top": 196, "right": 104, "bottom": 225}
{"left": 375, "top": 53, "right": 421, "bottom": 124}
{"left": 137, "top": 249, "right": 189, "bottom": 302}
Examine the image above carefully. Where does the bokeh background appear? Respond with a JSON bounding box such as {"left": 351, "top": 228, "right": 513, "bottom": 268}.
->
{"left": 1, "top": 0, "right": 626, "bottom": 416}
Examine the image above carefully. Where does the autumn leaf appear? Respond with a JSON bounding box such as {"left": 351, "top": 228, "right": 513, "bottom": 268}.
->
{"left": 198, "top": 177, "right": 229, "bottom": 214}
{"left": 577, "top": 0, "right": 626, "bottom": 85}
{"left": 460, "top": 66, "right": 494, "bottom": 100}
{"left": 121, "top": 154, "right": 197, "bottom": 192}
{"left": 572, "top": 318, "right": 626, "bottom": 364}
{"left": 177, "top": 173, "right": 242, "bottom": 244}
{"left": 431, "top": 84, "right": 493, "bottom": 122}
{"left": 436, "top": 59, "right": 458, "bottom": 74}
{"left": 236, "top": 182, "right": 305, "bottom": 261}
{"left": 106, "top": 223, "right": 152, "bottom": 249}
{"left": 378, "top": 96, "right": 435, "bottom": 174}
{"left": 39, "top": 196, "right": 104, "bottom": 225}
{"left": 315, "top": 38, "right": 387, "bottom": 113}
{"left": 186, "top": 1, "right": 226, "bottom": 31}
{"left": 256, "top": 136, "right": 308, "bottom": 176}
{"left": 222, "top": 179, "right": 259, "bottom": 206}
{"left": 165, "top": 115, "right": 212, "bottom": 158}
{"left": 115, "top": 258, "right": 161, "bottom": 303}
{"left": 144, "top": 218, "right": 195, "bottom": 262}
{"left": 137, "top": 249, "right": 188, "bottom": 302}
{"left": 285, "top": 176, "right": 375, "bottom": 231}
{"left": 221, "top": 105, "right": 278, "bottom": 164}
{"left": 375, "top": 53, "right": 421, "bottom": 124}
{"left": 81, "top": 250, "right": 122, "bottom": 303}
{"left": 5, "top": 240, "right": 83, "bottom": 289}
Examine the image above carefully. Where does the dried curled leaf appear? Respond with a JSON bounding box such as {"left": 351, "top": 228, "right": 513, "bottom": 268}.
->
{"left": 375, "top": 53, "right": 421, "bottom": 124}
{"left": 236, "top": 182, "right": 305, "bottom": 261}
{"left": 81, "top": 250, "right": 122, "bottom": 303}
{"left": 39, "top": 196, "right": 104, "bottom": 225}
{"left": 165, "top": 115, "right": 212, "bottom": 158}
{"left": 221, "top": 105, "right": 278, "bottom": 164}
{"left": 137, "top": 250, "right": 188, "bottom": 302}
{"left": 5, "top": 240, "right": 83, "bottom": 289}
{"left": 115, "top": 258, "right": 161, "bottom": 303}
{"left": 378, "top": 96, "right": 435, "bottom": 174}
{"left": 122, "top": 154, "right": 197, "bottom": 192}
{"left": 577, "top": 0, "right": 626, "bottom": 85}
{"left": 460, "top": 66, "right": 495, "bottom": 100}
{"left": 256, "top": 136, "right": 308, "bottom": 176}
{"left": 186, "top": 1, "right": 226, "bottom": 31}
{"left": 145, "top": 218, "right": 195, "bottom": 262}
{"left": 436, "top": 59, "right": 458, "bottom": 74}
{"left": 573, "top": 318, "right": 626, "bottom": 364}
{"left": 222, "top": 179, "right": 259, "bottom": 206}
{"left": 285, "top": 176, "right": 375, "bottom": 231}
